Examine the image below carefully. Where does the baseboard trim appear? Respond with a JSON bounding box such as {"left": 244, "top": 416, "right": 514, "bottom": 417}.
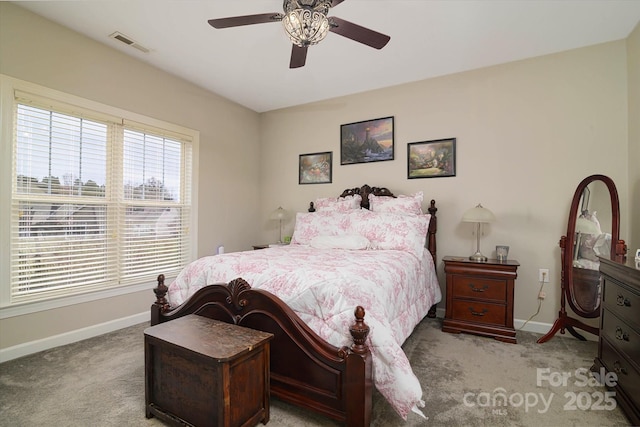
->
{"left": 1, "top": 309, "right": 596, "bottom": 364}
{"left": 515, "top": 318, "right": 598, "bottom": 341}
{"left": 0, "top": 311, "right": 150, "bottom": 363}
{"left": 514, "top": 318, "right": 552, "bottom": 335}
{"left": 434, "top": 309, "right": 597, "bottom": 342}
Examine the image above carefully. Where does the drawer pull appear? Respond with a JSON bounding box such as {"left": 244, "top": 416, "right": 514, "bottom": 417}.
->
{"left": 468, "top": 284, "right": 489, "bottom": 293}
{"left": 616, "top": 294, "right": 631, "bottom": 307}
{"left": 615, "top": 327, "right": 630, "bottom": 341}
{"left": 613, "top": 360, "right": 628, "bottom": 375}
{"left": 469, "top": 307, "right": 488, "bottom": 317}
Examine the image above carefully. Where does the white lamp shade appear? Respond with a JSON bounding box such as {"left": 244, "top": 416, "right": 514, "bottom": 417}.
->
{"left": 461, "top": 204, "right": 496, "bottom": 223}
{"left": 575, "top": 217, "right": 600, "bottom": 235}
{"left": 270, "top": 207, "right": 290, "bottom": 221}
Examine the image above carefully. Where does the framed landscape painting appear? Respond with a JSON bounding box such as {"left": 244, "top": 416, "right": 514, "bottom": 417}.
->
{"left": 407, "top": 138, "right": 456, "bottom": 179}
{"left": 299, "top": 151, "right": 332, "bottom": 184}
{"left": 340, "top": 116, "right": 394, "bottom": 165}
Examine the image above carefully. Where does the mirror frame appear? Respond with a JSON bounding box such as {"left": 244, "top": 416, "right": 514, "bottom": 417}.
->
{"left": 538, "top": 174, "right": 626, "bottom": 343}
{"left": 564, "top": 174, "right": 623, "bottom": 317}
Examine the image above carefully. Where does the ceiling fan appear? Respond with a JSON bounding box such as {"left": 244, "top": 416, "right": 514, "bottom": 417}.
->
{"left": 208, "top": 0, "right": 390, "bottom": 69}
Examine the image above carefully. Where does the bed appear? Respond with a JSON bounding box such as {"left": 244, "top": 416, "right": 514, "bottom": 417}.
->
{"left": 150, "top": 185, "right": 440, "bottom": 426}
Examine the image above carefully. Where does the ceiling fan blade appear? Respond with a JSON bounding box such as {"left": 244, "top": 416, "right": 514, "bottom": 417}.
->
{"left": 331, "top": 0, "right": 345, "bottom": 7}
{"left": 290, "top": 45, "right": 308, "bottom": 69}
{"left": 208, "top": 13, "right": 283, "bottom": 29}
{"left": 329, "top": 16, "right": 390, "bottom": 49}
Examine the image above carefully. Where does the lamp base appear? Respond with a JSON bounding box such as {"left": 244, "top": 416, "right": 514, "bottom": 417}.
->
{"left": 469, "top": 251, "right": 488, "bottom": 262}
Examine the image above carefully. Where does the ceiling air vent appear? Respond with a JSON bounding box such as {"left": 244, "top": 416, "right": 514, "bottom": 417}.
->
{"left": 109, "top": 31, "right": 150, "bottom": 53}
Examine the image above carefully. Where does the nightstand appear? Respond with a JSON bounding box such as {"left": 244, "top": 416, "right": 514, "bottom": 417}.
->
{"left": 253, "top": 243, "right": 287, "bottom": 250}
{"left": 442, "top": 256, "right": 519, "bottom": 343}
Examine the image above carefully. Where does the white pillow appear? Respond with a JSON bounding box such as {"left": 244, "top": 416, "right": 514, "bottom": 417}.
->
{"left": 369, "top": 191, "right": 423, "bottom": 215}
{"left": 310, "top": 234, "right": 371, "bottom": 250}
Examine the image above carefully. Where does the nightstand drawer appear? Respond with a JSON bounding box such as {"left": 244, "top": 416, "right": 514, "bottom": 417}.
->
{"left": 451, "top": 276, "right": 506, "bottom": 302}
{"left": 451, "top": 300, "right": 506, "bottom": 326}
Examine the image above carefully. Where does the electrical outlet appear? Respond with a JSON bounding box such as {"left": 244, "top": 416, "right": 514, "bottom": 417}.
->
{"left": 539, "top": 268, "right": 550, "bottom": 283}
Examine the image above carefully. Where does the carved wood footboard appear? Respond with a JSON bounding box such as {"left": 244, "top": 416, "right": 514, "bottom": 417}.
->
{"left": 151, "top": 275, "right": 373, "bottom": 427}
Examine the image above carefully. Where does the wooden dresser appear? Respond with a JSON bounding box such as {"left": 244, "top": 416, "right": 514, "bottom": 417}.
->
{"left": 442, "top": 256, "right": 519, "bottom": 343}
{"left": 593, "top": 257, "right": 640, "bottom": 425}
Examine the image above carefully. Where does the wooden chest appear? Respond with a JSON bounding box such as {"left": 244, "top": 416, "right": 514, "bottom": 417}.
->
{"left": 442, "top": 256, "right": 519, "bottom": 343}
{"left": 144, "top": 314, "right": 273, "bottom": 427}
{"left": 594, "top": 257, "right": 640, "bottom": 425}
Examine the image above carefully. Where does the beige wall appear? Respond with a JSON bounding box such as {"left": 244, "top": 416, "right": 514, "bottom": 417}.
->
{"left": 0, "top": 3, "right": 261, "bottom": 351}
{"left": 259, "top": 41, "right": 631, "bottom": 328}
{"left": 628, "top": 22, "right": 640, "bottom": 254}
{"left": 0, "top": 2, "right": 636, "bottom": 356}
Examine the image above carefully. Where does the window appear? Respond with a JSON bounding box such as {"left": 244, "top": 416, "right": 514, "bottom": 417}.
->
{"left": 3, "top": 78, "right": 196, "bottom": 307}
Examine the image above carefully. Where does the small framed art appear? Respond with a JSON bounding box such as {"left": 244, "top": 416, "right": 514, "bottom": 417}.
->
{"left": 407, "top": 138, "right": 456, "bottom": 179}
{"left": 340, "top": 116, "right": 394, "bottom": 165}
{"left": 299, "top": 151, "right": 332, "bottom": 184}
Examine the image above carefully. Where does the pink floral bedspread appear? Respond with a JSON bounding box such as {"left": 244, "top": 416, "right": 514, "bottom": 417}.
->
{"left": 166, "top": 245, "right": 441, "bottom": 419}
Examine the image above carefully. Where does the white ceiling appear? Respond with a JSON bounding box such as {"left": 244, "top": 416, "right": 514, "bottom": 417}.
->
{"left": 12, "top": 0, "right": 640, "bottom": 113}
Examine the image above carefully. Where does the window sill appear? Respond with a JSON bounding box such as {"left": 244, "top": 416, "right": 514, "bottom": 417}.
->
{"left": 0, "top": 276, "right": 175, "bottom": 319}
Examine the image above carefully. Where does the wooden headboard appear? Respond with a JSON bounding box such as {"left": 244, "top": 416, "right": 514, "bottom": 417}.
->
{"left": 307, "top": 184, "right": 438, "bottom": 264}
{"left": 308, "top": 184, "right": 395, "bottom": 211}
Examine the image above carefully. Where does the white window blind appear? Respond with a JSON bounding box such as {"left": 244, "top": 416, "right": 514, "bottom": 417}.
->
{"left": 10, "top": 96, "right": 193, "bottom": 305}
{"left": 120, "top": 128, "right": 191, "bottom": 282}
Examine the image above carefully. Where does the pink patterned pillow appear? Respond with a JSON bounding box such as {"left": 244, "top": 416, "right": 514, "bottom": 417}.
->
{"left": 290, "top": 211, "right": 351, "bottom": 245}
{"left": 369, "top": 191, "right": 423, "bottom": 216}
{"left": 314, "top": 195, "right": 362, "bottom": 212}
{"left": 349, "top": 209, "right": 430, "bottom": 258}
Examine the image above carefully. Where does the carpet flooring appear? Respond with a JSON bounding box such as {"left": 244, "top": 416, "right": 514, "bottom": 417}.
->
{"left": 0, "top": 317, "right": 632, "bottom": 426}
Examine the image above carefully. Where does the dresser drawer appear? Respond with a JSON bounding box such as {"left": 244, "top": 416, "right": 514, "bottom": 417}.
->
{"left": 601, "top": 309, "right": 640, "bottom": 369}
{"left": 603, "top": 278, "right": 640, "bottom": 328}
{"left": 451, "top": 300, "right": 506, "bottom": 326}
{"left": 451, "top": 275, "right": 506, "bottom": 302}
{"left": 600, "top": 338, "right": 640, "bottom": 411}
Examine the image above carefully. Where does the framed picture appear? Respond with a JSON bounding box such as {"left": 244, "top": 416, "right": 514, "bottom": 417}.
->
{"left": 340, "top": 116, "right": 394, "bottom": 165}
{"left": 407, "top": 138, "right": 456, "bottom": 179}
{"left": 299, "top": 151, "right": 332, "bottom": 185}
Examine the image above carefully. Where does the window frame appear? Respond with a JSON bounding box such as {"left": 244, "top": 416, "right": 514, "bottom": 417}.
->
{"left": 0, "top": 75, "right": 199, "bottom": 318}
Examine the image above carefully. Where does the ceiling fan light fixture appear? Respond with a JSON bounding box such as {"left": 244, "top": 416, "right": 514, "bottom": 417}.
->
{"left": 282, "top": 0, "right": 331, "bottom": 47}
{"left": 207, "top": 0, "right": 390, "bottom": 69}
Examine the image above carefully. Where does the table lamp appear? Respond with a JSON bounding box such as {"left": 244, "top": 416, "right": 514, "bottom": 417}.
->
{"left": 269, "top": 206, "right": 290, "bottom": 244}
{"left": 574, "top": 215, "right": 601, "bottom": 260}
{"left": 462, "top": 203, "right": 495, "bottom": 262}
{"left": 575, "top": 216, "right": 600, "bottom": 235}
